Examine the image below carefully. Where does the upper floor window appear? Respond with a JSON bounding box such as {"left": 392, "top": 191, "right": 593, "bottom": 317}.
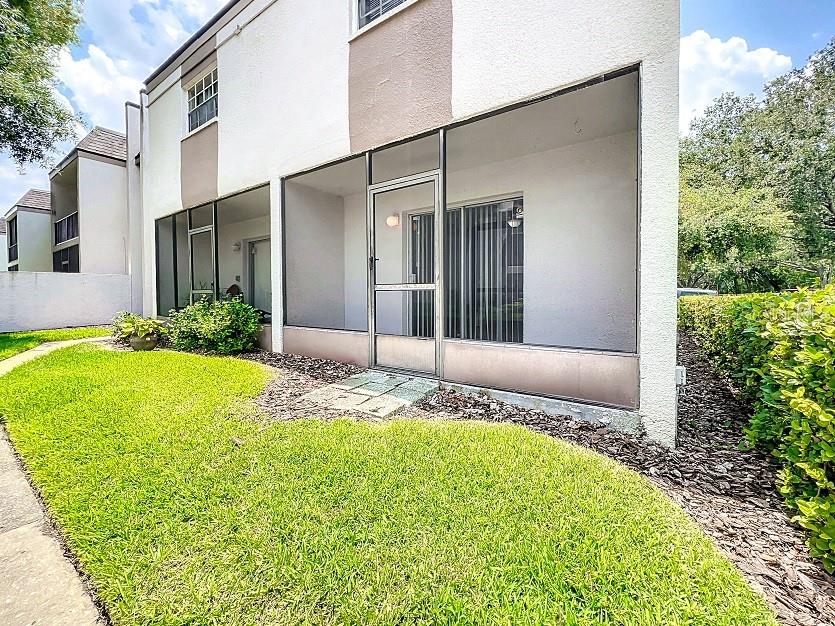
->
{"left": 358, "top": 0, "right": 408, "bottom": 29}
{"left": 187, "top": 68, "right": 218, "bottom": 133}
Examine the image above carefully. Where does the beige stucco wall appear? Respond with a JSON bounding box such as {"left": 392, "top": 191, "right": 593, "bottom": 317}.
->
{"left": 348, "top": 0, "right": 453, "bottom": 152}
{"left": 181, "top": 121, "right": 219, "bottom": 209}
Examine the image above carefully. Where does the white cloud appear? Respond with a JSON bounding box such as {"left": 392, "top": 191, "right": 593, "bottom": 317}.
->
{"left": 59, "top": 45, "right": 144, "bottom": 130}
{"left": 679, "top": 30, "right": 792, "bottom": 134}
{"left": 0, "top": 156, "right": 51, "bottom": 214}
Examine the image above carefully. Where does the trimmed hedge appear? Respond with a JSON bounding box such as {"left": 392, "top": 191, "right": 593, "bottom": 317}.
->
{"left": 679, "top": 288, "right": 835, "bottom": 573}
{"left": 168, "top": 297, "right": 261, "bottom": 355}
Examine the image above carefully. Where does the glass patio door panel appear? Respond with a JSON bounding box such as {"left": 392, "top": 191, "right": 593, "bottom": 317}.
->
{"left": 369, "top": 175, "right": 440, "bottom": 374}
{"left": 249, "top": 239, "right": 272, "bottom": 314}
{"left": 190, "top": 229, "right": 215, "bottom": 303}
{"left": 372, "top": 180, "right": 436, "bottom": 286}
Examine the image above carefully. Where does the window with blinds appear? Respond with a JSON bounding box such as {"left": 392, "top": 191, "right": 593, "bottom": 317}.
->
{"left": 405, "top": 198, "right": 525, "bottom": 343}
{"left": 187, "top": 68, "right": 218, "bottom": 133}
{"left": 358, "top": 0, "right": 409, "bottom": 29}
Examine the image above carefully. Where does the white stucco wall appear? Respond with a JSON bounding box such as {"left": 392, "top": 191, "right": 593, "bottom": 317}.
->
{"left": 0, "top": 233, "right": 6, "bottom": 270}
{"left": 144, "top": 84, "right": 183, "bottom": 222}
{"left": 0, "top": 272, "right": 130, "bottom": 332}
{"left": 216, "top": 0, "right": 352, "bottom": 192}
{"left": 16, "top": 211, "right": 52, "bottom": 272}
{"left": 78, "top": 157, "right": 129, "bottom": 274}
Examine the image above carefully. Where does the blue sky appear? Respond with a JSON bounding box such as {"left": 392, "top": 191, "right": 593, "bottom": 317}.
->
{"left": 2, "top": 1, "right": 834, "bottom": 211}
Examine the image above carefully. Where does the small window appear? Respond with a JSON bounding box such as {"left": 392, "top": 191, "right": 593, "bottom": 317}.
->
{"left": 358, "top": 0, "right": 409, "bottom": 29}
{"left": 187, "top": 68, "right": 218, "bottom": 132}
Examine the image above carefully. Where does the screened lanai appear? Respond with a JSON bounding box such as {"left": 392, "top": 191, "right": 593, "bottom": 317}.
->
{"left": 281, "top": 70, "right": 639, "bottom": 408}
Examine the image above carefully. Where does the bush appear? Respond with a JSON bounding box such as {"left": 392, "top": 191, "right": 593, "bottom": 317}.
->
{"left": 680, "top": 288, "right": 835, "bottom": 572}
{"left": 168, "top": 297, "right": 260, "bottom": 355}
{"left": 113, "top": 312, "right": 168, "bottom": 342}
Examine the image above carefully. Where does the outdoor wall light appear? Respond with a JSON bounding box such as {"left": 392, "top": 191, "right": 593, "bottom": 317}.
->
{"left": 386, "top": 214, "right": 400, "bottom": 228}
{"left": 232, "top": 241, "right": 242, "bottom": 252}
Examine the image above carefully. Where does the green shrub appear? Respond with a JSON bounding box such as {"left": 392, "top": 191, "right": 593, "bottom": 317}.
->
{"left": 168, "top": 297, "right": 260, "bottom": 355}
{"left": 113, "top": 312, "right": 168, "bottom": 342}
{"left": 680, "top": 288, "right": 835, "bottom": 572}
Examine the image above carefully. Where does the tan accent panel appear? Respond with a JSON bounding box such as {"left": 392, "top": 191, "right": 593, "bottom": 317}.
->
{"left": 442, "top": 341, "right": 640, "bottom": 409}
{"left": 283, "top": 327, "right": 370, "bottom": 367}
{"left": 349, "top": 0, "right": 453, "bottom": 152}
{"left": 180, "top": 122, "right": 219, "bottom": 209}
{"left": 181, "top": 45, "right": 217, "bottom": 87}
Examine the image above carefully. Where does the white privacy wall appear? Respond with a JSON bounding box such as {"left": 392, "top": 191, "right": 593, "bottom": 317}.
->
{"left": 0, "top": 272, "right": 130, "bottom": 332}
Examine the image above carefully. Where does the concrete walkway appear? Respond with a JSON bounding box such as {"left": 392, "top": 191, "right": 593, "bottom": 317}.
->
{"left": 301, "top": 371, "right": 439, "bottom": 417}
{"left": 0, "top": 337, "right": 106, "bottom": 377}
{"left": 0, "top": 339, "right": 103, "bottom": 625}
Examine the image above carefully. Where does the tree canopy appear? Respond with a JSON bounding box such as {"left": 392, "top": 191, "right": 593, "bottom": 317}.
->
{"left": 680, "top": 36, "right": 835, "bottom": 291}
{"left": 0, "top": 0, "right": 81, "bottom": 167}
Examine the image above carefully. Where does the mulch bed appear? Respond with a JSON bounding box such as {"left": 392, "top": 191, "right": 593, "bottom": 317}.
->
{"left": 244, "top": 338, "right": 835, "bottom": 625}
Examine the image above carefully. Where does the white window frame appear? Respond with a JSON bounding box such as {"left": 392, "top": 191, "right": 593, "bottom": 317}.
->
{"left": 185, "top": 68, "right": 218, "bottom": 134}
{"left": 352, "top": 0, "right": 423, "bottom": 38}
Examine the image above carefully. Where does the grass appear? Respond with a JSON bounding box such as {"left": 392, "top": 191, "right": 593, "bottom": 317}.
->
{"left": 0, "top": 327, "right": 110, "bottom": 361}
{"left": 0, "top": 345, "right": 777, "bottom": 625}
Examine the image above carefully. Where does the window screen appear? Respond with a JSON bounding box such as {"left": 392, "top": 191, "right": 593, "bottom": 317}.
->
{"left": 358, "top": 0, "right": 409, "bottom": 29}
{"left": 52, "top": 245, "right": 79, "bottom": 273}
{"left": 187, "top": 68, "right": 218, "bottom": 132}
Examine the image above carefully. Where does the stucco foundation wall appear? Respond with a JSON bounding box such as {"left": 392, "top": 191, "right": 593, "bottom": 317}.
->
{"left": 0, "top": 272, "right": 130, "bottom": 332}
{"left": 78, "top": 158, "right": 128, "bottom": 274}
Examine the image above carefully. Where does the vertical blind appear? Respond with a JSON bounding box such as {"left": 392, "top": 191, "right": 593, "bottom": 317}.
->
{"left": 406, "top": 198, "right": 524, "bottom": 343}
{"left": 358, "top": 0, "right": 409, "bottom": 28}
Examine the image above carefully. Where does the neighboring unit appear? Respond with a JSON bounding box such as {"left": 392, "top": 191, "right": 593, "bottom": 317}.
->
{"left": 50, "top": 127, "right": 131, "bottom": 274}
{"left": 4, "top": 190, "right": 52, "bottom": 273}
{"left": 139, "top": 0, "right": 680, "bottom": 445}
{"left": 0, "top": 218, "right": 6, "bottom": 271}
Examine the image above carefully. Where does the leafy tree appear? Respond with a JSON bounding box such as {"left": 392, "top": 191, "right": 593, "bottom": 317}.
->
{"left": 0, "top": 0, "right": 81, "bottom": 167}
{"left": 757, "top": 39, "right": 835, "bottom": 283}
{"left": 678, "top": 175, "right": 804, "bottom": 293}
{"left": 681, "top": 36, "right": 835, "bottom": 288}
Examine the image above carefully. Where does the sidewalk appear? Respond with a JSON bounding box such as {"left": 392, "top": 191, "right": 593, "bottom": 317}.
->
{"left": 0, "top": 339, "right": 103, "bottom": 625}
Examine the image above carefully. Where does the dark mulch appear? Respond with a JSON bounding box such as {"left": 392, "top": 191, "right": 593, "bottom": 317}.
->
{"left": 244, "top": 339, "right": 835, "bottom": 625}
{"left": 239, "top": 351, "right": 364, "bottom": 421}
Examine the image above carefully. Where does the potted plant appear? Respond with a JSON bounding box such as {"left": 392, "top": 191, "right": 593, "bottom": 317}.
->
{"left": 113, "top": 313, "right": 168, "bottom": 351}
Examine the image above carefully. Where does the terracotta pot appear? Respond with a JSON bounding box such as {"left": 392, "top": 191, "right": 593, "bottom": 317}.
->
{"left": 129, "top": 335, "right": 159, "bottom": 352}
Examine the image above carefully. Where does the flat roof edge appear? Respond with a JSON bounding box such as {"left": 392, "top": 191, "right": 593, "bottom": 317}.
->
{"left": 144, "top": 0, "right": 242, "bottom": 86}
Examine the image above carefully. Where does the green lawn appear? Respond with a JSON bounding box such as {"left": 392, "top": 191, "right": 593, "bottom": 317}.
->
{"left": 0, "top": 327, "right": 110, "bottom": 361}
{"left": 0, "top": 345, "right": 777, "bottom": 625}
